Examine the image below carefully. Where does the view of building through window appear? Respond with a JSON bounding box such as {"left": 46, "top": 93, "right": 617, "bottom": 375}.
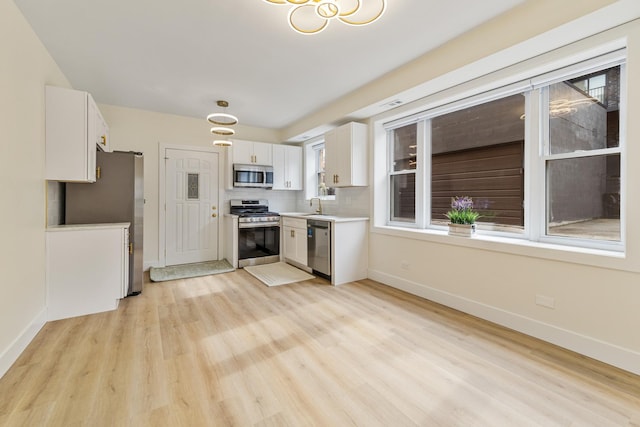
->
{"left": 385, "top": 60, "right": 623, "bottom": 246}
{"left": 313, "top": 143, "right": 333, "bottom": 197}
{"left": 431, "top": 94, "right": 525, "bottom": 230}
{"left": 389, "top": 123, "right": 417, "bottom": 222}
{"left": 545, "top": 65, "right": 621, "bottom": 241}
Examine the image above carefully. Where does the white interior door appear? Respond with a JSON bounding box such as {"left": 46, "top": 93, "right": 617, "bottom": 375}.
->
{"left": 165, "top": 149, "right": 219, "bottom": 265}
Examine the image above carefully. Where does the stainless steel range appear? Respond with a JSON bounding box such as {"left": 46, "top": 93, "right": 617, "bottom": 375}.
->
{"left": 231, "top": 199, "right": 280, "bottom": 267}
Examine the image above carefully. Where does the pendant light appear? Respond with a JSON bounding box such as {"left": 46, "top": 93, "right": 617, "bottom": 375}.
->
{"left": 207, "top": 100, "right": 237, "bottom": 147}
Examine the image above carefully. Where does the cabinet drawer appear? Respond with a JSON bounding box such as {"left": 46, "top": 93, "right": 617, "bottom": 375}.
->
{"left": 282, "top": 217, "right": 307, "bottom": 229}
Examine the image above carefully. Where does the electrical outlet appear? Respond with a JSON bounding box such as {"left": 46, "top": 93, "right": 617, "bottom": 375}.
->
{"left": 401, "top": 260, "right": 410, "bottom": 270}
{"left": 535, "top": 294, "right": 555, "bottom": 309}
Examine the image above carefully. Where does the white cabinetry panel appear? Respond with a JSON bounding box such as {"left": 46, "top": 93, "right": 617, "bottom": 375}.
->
{"left": 46, "top": 224, "right": 129, "bottom": 321}
{"left": 324, "top": 122, "right": 368, "bottom": 187}
{"left": 273, "top": 144, "right": 302, "bottom": 190}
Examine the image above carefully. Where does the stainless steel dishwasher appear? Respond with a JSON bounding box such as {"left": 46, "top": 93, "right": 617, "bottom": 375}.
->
{"left": 307, "top": 219, "right": 331, "bottom": 278}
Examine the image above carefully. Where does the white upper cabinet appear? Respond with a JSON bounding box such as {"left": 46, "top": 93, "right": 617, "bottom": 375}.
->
{"left": 45, "top": 86, "right": 110, "bottom": 182}
{"left": 324, "top": 122, "right": 368, "bottom": 187}
{"left": 272, "top": 144, "right": 302, "bottom": 190}
{"left": 232, "top": 140, "right": 273, "bottom": 166}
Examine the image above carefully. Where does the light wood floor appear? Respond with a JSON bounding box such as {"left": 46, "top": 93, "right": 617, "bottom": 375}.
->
{"left": 1, "top": 270, "right": 639, "bottom": 426}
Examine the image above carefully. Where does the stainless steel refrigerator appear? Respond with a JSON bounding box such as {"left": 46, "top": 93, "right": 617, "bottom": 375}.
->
{"left": 65, "top": 151, "right": 144, "bottom": 295}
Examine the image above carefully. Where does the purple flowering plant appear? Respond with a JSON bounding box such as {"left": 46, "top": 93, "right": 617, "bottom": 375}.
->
{"left": 445, "top": 196, "right": 480, "bottom": 224}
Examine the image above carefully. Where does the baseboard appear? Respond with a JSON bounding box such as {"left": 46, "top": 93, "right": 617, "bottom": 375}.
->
{"left": 368, "top": 269, "right": 640, "bottom": 376}
{"left": 0, "top": 308, "right": 47, "bottom": 379}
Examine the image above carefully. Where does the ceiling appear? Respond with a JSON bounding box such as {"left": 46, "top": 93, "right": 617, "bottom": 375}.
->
{"left": 15, "top": 0, "right": 524, "bottom": 131}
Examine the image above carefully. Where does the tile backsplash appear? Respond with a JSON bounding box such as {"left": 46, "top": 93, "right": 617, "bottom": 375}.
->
{"left": 223, "top": 186, "right": 370, "bottom": 218}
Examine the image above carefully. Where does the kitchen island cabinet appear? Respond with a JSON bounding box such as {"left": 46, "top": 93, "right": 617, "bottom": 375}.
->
{"left": 46, "top": 223, "right": 129, "bottom": 321}
{"left": 45, "top": 86, "right": 110, "bottom": 182}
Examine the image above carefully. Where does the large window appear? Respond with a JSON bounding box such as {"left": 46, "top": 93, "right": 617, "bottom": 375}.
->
{"left": 384, "top": 56, "right": 624, "bottom": 249}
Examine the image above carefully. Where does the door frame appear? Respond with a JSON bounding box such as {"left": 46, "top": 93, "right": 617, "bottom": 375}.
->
{"left": 158, "top": 143, "right": 226, "bottom": 268}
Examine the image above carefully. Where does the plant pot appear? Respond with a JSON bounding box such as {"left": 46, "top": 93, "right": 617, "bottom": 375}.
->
{"left": 448, "top": 223, "right": 476, "bottom": 237}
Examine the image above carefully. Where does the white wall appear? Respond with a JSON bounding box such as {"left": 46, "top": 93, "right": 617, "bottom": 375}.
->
{"left": 365, "top": 11, "right": 640, "bottom": 373}
{"left": 98, "top": 104, "right": 287, "bottom": 268}
{"left": 0, "top": 0, "right": 70, "bottom": 376}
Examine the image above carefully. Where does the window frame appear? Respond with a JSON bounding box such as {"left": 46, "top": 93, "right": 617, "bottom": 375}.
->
{"left": 304, "top": 139, "right": 336, "bottom": 201}
{"left": 381, "top": 50, "right": 626, "bottom": 253}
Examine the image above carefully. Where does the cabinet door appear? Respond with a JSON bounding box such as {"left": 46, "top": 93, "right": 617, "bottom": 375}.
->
{"left": 96, "top": 110, "right": 110, "bottom": 152}
{"left": 253, "top": 142, "right": 273, "bottom": 165}
{"left": 45, "top": 86, "right": 98, "bottom": 182}
{"left": 232, "top": 140, "right": 253, "bottom": 164}
{"left": 286, "top": 145, "right": 303, "bottom": 190}
{"left": 324, "top": 122, "right": 367, "bottom": 187}
{"left": 294, "top": 226, "right": 308, "bottom": 265}
{"left": 324, "top": 127, "right": 343, "bottom": 187}
{"left": 272, "top": 144, "right": 287, "bottom": 190}
{"left": 283, "top": 226, "right": 297, "bottom": 261}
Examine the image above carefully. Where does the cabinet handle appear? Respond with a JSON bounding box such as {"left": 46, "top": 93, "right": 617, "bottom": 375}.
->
{"left": 129, "top": 243, "right": 133, "bottom": 255}
{"left": 291, "top": 230, "right": 294, "bottom": 238}
{"left": 212, "top": 213, "right": 217, "bottom": 218}
{"left": 100, "top": 135, "right": 106, "bottom": 146}
{"left": 212, "top": 206, "right": 217, "bottom": 210}
{"left": 96, "top": 166, "right": 101, "bottom": 180}
{"left": 335, "top": 174, "right": 339, "bottom": 184}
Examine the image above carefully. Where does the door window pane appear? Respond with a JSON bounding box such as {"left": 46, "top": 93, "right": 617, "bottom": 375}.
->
{"left": 187, "top": 173, "right": 199, "bottom": 200}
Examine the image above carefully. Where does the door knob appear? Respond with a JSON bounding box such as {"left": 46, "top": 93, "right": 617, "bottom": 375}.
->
{"left": 212, "top": 213, "right": 217, "bottom": 218}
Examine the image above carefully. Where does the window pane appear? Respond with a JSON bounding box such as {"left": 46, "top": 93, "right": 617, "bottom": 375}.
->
{"left": 390, "top": 173, "right": 415, "bottom": 222}
{"left": 549, "top": 65, "right": 620, "bottom": 154}
{"left": 391, "top": 123, "right": 417, "bottom": 172}
{"left": 431, "top": 94, "right": 525, "bottom": 229}
{"left": 314, "top": 145, "right": 333, "bottom": 196}
{"left": 547, "top": 154, "right": 620, "bottom": 241}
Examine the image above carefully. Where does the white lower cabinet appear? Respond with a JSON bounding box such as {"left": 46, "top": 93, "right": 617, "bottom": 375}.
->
{"left": 281, "top": 215, "right": 368, "bottom": 285}
{"left": 46, "top": 223, "right": 129, "bottom": 321}
{"left": 283, "top": 217, "right": 308, "bottom": 267}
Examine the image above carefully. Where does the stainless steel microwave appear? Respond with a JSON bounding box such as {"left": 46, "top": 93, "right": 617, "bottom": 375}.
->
{"left": 233, "top": 164, "right": 274, "bottom": 188}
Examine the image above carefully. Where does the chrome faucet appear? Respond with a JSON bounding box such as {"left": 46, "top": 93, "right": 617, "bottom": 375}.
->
{"left": 310, "top": 197, "right": 323, "bottom": 215}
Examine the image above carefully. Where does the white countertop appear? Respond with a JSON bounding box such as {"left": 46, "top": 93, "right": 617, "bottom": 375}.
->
{"left": 279, "top": 212, "right": 369, "bottom": 223}
{"left": 46, "top": 222, "right": 131, "bottom": 232}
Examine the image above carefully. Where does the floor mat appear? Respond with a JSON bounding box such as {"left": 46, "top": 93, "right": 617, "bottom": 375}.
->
{"left": 243, "top": 262, "right": 314, "bottom": 287}
{"left": 150, "top": 259, "right": 235, "bottom": 282}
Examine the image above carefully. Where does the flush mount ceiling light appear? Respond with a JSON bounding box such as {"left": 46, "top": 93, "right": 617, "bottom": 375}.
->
{"left": 264, "top": 0, "right": 386, "bottom": 35}
{"left": 207, "top": 100, "right": 237, "bottom": 146}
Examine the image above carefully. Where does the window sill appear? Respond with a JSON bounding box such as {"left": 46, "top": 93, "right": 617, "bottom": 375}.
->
{"left": 371, "top": 225, "right": 635, "bottom": 273}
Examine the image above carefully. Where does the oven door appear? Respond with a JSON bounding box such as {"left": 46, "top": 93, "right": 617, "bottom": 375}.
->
{"left": 237, "top": 224, "right": 280, "bottom": 267}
